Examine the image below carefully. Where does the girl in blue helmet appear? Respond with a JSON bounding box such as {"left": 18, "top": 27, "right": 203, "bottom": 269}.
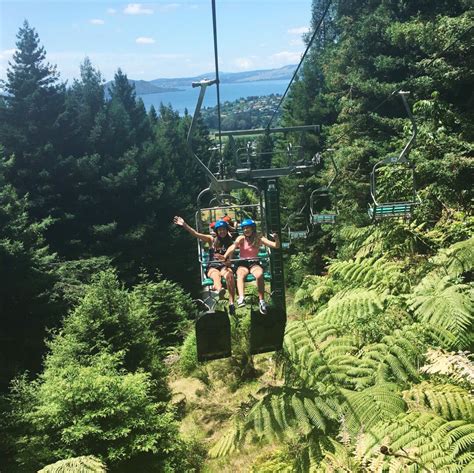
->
{"left": 174, "top": 216, "right": 236, "bottom": 315}
{"left": 223, "top": 218, "right": 279, "bottom": 315}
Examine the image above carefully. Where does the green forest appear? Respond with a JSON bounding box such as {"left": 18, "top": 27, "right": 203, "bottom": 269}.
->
{"left": 0, "top": 0, "right": 473, "bottom": 471}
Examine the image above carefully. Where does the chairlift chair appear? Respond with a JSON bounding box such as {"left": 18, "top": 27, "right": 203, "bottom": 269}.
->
{"left": 310, "top": 150, "right": 338, "bottom": 225}
{"left": 368, "top": 91, "right": 420, "bottom": 221}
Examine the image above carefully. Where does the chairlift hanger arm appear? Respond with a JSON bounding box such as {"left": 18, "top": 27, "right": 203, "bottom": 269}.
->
{"left": 397, "top": 91, "right": 417, "bottom": 162}
{"left": 310, "top": 149, "right": 338, "bottom": 208}
{"left": 187, "top": 80, "right": 260, "bottom": 196}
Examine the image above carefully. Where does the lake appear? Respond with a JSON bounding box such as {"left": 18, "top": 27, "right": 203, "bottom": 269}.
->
{"left": 138, "top": 79, "right": 289, "bottom": 115}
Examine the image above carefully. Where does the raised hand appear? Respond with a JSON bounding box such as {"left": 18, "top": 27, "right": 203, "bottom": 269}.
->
{"left": 173, "top": 216, "right": 185, "bottom": 226}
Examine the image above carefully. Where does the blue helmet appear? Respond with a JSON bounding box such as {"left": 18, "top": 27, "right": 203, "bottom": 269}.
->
{"left": 214, "top": 220, "right": 229, "bottom": 230}
{"left": 241, "top": 218, "right": 256, "bottom": 228}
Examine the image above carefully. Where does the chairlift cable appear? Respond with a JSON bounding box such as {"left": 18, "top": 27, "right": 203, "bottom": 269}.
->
{"left": 211, "top": 0, "right": 224, "bottom": 177}
{"left": 265, "top": 0, "right": 334, "bottom": 129}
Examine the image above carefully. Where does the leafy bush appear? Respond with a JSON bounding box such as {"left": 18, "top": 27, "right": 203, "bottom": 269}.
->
{"left": 9, "top": 353, "right": 185, "bottom": 472}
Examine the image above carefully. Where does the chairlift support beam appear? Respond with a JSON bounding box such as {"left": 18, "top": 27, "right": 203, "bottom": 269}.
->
{"left": 217, "top": 125, "right": 320, "bottom": 137}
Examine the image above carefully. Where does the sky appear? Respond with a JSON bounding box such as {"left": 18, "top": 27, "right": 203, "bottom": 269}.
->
{"left": 0, "top": 0, "right": 313, "bottom": 83}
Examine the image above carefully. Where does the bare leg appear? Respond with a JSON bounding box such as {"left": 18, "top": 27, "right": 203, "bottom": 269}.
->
{"left": 207, "top": 268, "right": 222, "bottom": 291}
{"left": 221, "top": 268, "right": 235, "bottom": 304}
{"left": 236, "top": 266, "right": 249, "bottom": 299}
{"left": 250, "top": 265, "right": 265, "bottom": 300}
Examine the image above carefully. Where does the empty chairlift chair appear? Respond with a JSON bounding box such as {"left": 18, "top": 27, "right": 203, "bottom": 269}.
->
{"left": 310, "top": 150, "right": 338, "bottom": 225}
{"left": 368, "top": 91, "right": 420, "bottom": 222}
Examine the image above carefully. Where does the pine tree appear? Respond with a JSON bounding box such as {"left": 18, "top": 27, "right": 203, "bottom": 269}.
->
{"left": 0, "top": 21, "right": 64, "bottom": 156}
{"left": 0, "top": 21, "right": 65, "bottom": 220}
{"left": 60, "top": 57, "right": 105, "bottom": 157}
{"left": 0, "top": 152, "right": 59, "bottom": 390}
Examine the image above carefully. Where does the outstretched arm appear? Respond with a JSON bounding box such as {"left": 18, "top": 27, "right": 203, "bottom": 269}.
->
{"left": 261, "top": 232, "right": 280, "bottom": 249}
{"left": 173, "top": 216, "right": 213, "bottom": 244}
{"left": 223, "top": 235, "right": 243, "bottom": 260}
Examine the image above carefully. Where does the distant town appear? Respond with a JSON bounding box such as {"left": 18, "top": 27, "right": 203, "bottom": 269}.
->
{"left": 201, "top": 94, "right": 283, "bottom": 130}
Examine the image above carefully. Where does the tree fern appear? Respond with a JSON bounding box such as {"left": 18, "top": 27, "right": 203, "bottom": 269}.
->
{"left": 328, "top": 257, "right": 409, "bottom": 294}
{"left": 284, "top": 319, "right": 364, "bottom": 389}
{"left": 208, "top": 387, "right": 339, "bottom": 458}
{"left": 311, "top": 439, "right": 362, "bottom": 473}
{"left": 284, "top": 319, "right": 423, "bottom": 390}
{"left": 337, "top": 223, "right": 422, "bottom": 259}
{"left": 38, "top": 456, "right": 107, "bottom": 472}
{"left": 432, "top": 237, "right": 474, "bottom": 279}
{"left": 358, "top": 326, "right": 424, "bottom": 385}
{"left": 403, "top": 382, "right": 474, "bottom": 421}
{"left": 409, "top": 272, "right": 473, "bottom": 348}
{"left": 341, "top": 383, "right": 407, "bottom": 437}
{"left": 294, "top": 275, "right": 336, "bottom": 312}
{"left": 356, "top": 412, "right": 474, "bottom": 472}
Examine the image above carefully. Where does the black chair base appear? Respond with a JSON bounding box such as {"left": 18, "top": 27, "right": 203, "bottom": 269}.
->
{"left": 195, "top": 310, "right": 231, "bottom": 362}
{"left": 249, "top": 306, "right": 286, "bottom": 355}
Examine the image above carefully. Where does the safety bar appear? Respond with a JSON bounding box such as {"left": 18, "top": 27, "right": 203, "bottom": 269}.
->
{"left": 199, "top": 256, "right": 270, "bottom": 265}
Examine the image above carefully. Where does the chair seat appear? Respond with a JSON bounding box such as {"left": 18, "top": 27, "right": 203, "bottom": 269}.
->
{"left": 245, "top": 272, "right": 272, "bottom": 282}
{"left": 289, "top": 230, "right": 307, "bottom": 239}
{"left": 369, "top": 202, "right": 414, "bottom": 219}
{"left": 202, "top": 272, "right": 271, "bottom": 287}
{"left": 311, "top": 214, "right": 337, "bottom": 224}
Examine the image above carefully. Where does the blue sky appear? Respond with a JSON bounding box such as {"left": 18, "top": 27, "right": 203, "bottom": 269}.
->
{"left": 0, "top": 1, "right": 313, "bottom": 83}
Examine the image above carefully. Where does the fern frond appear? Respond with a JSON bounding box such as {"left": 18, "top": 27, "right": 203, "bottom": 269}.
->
{"left": 357, "top": 412, "right": 474, "bottom": 472}
{"left": 311, "top": 439, "right": 361, "bottom": 473}
{"left": 38, "top": 456, "right": 107, "bottom": 473}
{"left": 359, "top": 326, "right": 423, "bottom": 385}
{"left": 329, "top": 256, "right": 409, "bottom": 294}
{"left": 341, "top": 383, "right": 407, "bottom": 437}
{"left": 420, "top": 348, "right": 474, "bottom": 386}
{"left": 339, "top": 222, "right": 421, "bottom": 259}
{"left": 318, "top": 289, "right": 385, "bottom": 326}
{"left": 285, "top": 321, "right": 364, "bottom": 389}
{"left": 294, "top": 275, "right": 336, "bottom": 312}
{"left": 209, "top": 387, "right": 339, "bottom": 458}
{"left": 208, "top": 427, "right": 241, "bottom": 458}
{"left": 409, "top": 273, "right": 473, "bottom": 348}
{"left": 432, "top": 237, "right": 474, "bottom": 278}
{"left": 403, "top": 382, "right": 474, "bottom": 421}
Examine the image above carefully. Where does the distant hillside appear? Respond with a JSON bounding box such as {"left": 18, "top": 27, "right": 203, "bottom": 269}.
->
{"left": 104, "top": 79, "right": 182, "bottom": 96}
{"left": 149, "top": 64, "right": 297, "bottom": 88}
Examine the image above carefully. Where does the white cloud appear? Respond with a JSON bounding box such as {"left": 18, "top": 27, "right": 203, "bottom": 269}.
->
{"left": 89, "top": 19, "right": 105, "bottom": 25}
{"left": 136, "top": 37, "right": 156, "bottom": 44}
{"left": 289, "top": 38, "right": 303, "bottom": 46}
{"left": 107, "top": 8, "right": 117, "bottom": 14}
{"left": 270, "top": 51, "right": 302, "bottom": 63}
{"left": 0, "top": 49, "right": 17, "bottom": 59}
{"left": 232, "top": 57, "right": 255, "bottom": 70}
{"left": 124, "top": 4, "right": 154, "bottom": 15}
{"left": 288, "top": 26, "right": 310, "bottom": 35}
{"left": 158, "top": 3, "right": 181, "bottom": 12}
